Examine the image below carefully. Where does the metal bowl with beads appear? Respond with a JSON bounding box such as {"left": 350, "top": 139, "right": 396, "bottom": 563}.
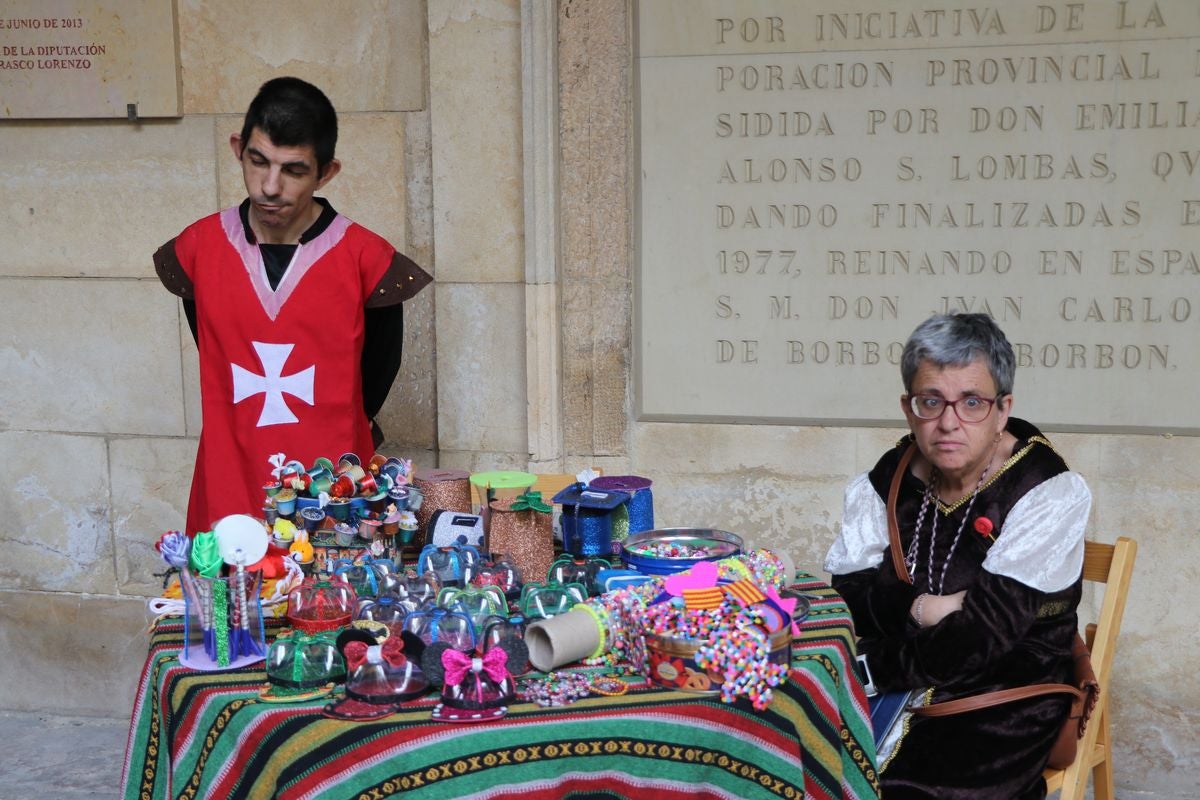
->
{"left": 620, "top": 528, "right": 743, "bottom": 576}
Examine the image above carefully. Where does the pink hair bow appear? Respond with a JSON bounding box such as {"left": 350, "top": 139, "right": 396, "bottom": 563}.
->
{"left": 442, "top": 647, "right": 509, "bottom": 687}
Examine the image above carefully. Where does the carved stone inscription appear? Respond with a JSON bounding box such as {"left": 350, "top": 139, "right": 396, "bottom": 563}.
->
{"left": 636, "top": 0, "right": 1200, "bottom": 431}
{"left": 0, "top": 1, "right": 180, "bottom": 118}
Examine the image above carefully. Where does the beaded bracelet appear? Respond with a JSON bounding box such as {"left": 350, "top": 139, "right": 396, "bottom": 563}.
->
{"left": 589, "top": 675, "right": 629, "bottom": 697}
{"left": 576, "top": 603, "right": 610, "bottom": 660}
{"left": 519, "top": 671, "right": 593, "bottom": 707}
{"left": 718, "top": 559, "right": 753, "bottom": 583}
{"left": 912, "top": 593, "right": 926, "bottom": 627}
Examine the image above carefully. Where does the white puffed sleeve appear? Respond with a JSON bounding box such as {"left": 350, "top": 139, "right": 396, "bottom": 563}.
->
{"left": 824, "top": 472, "right": 890, "bottom": 575}
{"left": 983, "top": 471, "right": 1091, "bottom": 592}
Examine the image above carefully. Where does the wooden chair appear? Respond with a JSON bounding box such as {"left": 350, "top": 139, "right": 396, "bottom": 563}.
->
{"left": 1044, "top": 536, "right": 1138, "bottom": 800}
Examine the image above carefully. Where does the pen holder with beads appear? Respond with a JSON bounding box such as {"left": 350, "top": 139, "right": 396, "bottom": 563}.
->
{"left": 180, "top": 568, "right": 267, "bottom": 670}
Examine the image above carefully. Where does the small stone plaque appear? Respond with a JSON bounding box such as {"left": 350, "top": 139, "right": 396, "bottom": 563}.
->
{"left": 636, "top": 0, "right": 1200, "bottom": 433}
{"left": 1, "top": 0, "right": 180, "bottom": 119}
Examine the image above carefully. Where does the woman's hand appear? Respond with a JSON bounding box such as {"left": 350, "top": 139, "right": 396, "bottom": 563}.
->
{"left": 910, "top": 590, "right": 967, "bottom": 627}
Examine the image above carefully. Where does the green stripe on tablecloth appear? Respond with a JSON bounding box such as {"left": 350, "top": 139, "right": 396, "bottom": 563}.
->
{"left": 327, "top": 720, "right": 807, "bottom": 800}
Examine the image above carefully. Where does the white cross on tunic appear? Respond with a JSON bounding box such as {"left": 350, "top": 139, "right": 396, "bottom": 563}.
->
{"left": 231, "top": 341, "right": 315, "bottom": 427}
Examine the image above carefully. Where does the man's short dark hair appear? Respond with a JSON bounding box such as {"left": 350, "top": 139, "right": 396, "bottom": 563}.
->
{"left": 239, "top": 77, "right": 338, "bottom": 174}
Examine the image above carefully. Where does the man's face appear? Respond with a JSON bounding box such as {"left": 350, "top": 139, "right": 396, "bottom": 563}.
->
{"left": 230, "top": 127, "right": 339, "bottom": 242}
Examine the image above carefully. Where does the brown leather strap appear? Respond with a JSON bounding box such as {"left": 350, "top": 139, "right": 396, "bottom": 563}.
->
{"left": 887, "top": 443, "right": 919, "bottom": 584}
{"left": 911, "top": 682, "right": 1082, "bottom": 716}
{"left": 912, "top": 632, "right": 1093, "bottom": 717}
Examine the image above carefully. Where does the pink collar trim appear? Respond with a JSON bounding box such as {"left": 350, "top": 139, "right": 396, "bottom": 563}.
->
{"left": 220, "top": 206, "right": 352, "bottom": 321}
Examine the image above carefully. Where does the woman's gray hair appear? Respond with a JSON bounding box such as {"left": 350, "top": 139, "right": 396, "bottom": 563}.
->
{"left": 900, "top": 313, "right": 1016, "bottom": 395}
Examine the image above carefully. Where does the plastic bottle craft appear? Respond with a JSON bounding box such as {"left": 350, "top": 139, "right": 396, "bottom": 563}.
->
{"left": 416, "top": 543, "right": 481, "bottom": 586}
{"left": 287, "top": 578, "right": 357, "bottom": 633}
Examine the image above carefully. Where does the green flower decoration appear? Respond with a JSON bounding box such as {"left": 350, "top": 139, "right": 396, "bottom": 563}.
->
{"left": 510, "top": 490, "right": 552, "bottom": 513}
{"left": 189, "top": 532, "right": 224, "bottom": 578}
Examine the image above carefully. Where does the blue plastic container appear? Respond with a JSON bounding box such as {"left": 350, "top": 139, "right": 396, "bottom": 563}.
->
{"left": 620, "top": 528, "right": 743, "bottom": 576}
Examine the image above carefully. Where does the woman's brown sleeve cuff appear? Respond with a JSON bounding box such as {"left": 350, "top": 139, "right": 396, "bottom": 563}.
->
{"left": 366, "top": 251, "right": 433, "bottom": 308}
{"left": 153, "top": 239, "right": 194, "bottom": 299}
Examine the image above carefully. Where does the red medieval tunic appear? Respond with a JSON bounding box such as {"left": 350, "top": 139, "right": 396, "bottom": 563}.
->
{"left": 155, "top": 204, "right": 430, "bottom": 534}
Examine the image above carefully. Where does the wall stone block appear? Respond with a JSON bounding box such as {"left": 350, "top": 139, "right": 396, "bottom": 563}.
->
{"left": 437, "top": 449, "right": 533, "bottom": 474}
{"left": 558, "top": 0, "right": 632, "bottom": 460}
{"left": 434, "top": 282, "right": 526, "bottom": 453}
{"left": 0, "top": 117, "right": 216, "bottom": 278}
{"left": 377, "top": 288, "right": 437, "bottom": 453}
{"left": 429, "top": 0, "right": 524, "bottom": 283}
{"left": 650, "top": 469, "right": 845, "bottom": 578}
{"left": 635, "top": 423, "right": 859, "bottom": 478}
{"left": 0, "top": 432, "right": 115, "bottom": 593}
{"left": 0, "top": 591, "right": 147, "bottom": 716}
{"left": 110, "top": 437, "right": 198, "bottom": 596}
{"left": 0, "top": 279, "right": 184, "bottom": 436}
{"left": 178, "top": 0, "right": 426, "bottom": 114}
{"left": 378, "top": 374, "right": 438, "bottom": 452}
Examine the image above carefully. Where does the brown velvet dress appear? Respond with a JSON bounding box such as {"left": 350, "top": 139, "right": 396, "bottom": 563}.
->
{"left": 828, "top": 419, "right": 1091, "bottom": 799}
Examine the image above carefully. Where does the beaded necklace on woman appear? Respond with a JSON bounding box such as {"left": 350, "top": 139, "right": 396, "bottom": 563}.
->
{"left": 905, "top": 438, "right": 1002, "bottom": 596}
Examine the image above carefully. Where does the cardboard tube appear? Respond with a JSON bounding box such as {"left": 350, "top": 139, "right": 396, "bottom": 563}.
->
{"left": 525, "top": 609, "right": 601, "bottom": 672}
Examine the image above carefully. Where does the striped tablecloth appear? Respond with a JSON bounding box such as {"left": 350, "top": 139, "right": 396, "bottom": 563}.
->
{"left": 121, "top": 574, "right": 879, "bottom": 800}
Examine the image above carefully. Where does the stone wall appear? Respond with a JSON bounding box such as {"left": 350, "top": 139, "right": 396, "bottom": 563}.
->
{"left": 0, "top": 1, "right": 1192, "bottom": 796}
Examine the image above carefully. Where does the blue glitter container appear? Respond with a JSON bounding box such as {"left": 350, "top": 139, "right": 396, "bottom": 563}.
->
{"left": 551, "top": 483, "right": 631, "bottom": 557}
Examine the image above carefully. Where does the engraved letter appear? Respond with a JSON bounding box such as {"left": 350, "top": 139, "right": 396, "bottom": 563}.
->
{"left": 1183, "top": 200, "right": 1200, "bottom": 226}
{"left": 717, "top": 18, "right": 734, "bottom": 44}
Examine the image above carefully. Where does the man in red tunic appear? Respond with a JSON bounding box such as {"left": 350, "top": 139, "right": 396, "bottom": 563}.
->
{"left": 155, "top": 77, "right": 431, "bottom": 534}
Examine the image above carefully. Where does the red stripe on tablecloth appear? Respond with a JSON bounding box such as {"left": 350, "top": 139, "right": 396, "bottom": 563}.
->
{"left": 647, "top": 701, "right": 802, "bottom": 754}
{"left": 476, "top": 771, "right": 743, "bottom": 799}
{"left": 790, "top": 664, "right": 841, "bottom": 725}
{"left": 204, "top": 704, "right": 327, "bottom": 797}
{"left": 171, "top": 681, "right": 263, "bottom": 762}
{"left": 291, "top": 717, "right": 487, "bottom": 798}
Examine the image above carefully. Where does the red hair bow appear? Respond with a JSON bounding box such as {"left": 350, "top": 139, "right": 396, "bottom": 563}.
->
{"left": 344, "top": 636, "right": 407, "bottom": 672}
{"left": 442, "top": 647, "right": 509, "bottom": 687}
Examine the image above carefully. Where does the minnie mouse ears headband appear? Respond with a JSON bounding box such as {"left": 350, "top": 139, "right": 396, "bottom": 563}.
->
{"left": 420, "top": 638, "right": 528, "bottom": 688}
{"left": 344, "top": 637, "right": 406, "bottom": 672}
{"left": 428, "top": 643, "right": 519, "bottom": 724}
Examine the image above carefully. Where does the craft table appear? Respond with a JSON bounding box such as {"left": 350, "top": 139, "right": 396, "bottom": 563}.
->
{"left": 121, "top": 574, "right": 879, "bottom": 800}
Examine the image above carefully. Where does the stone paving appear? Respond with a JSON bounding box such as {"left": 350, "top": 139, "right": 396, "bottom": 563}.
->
{"left": 0, "top": 711, "right": 126, "bottom": 800}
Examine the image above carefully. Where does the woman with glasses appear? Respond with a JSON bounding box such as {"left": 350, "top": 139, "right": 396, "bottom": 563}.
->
{"left": 825, "top": 313, "right": 1092, "bottom": 799}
